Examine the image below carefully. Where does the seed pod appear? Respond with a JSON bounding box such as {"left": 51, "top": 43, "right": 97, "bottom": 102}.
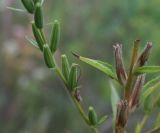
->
{"left": 61, "top": 54, "right": 70, "bottom": 81}
{"left": 88, "top": 106, "right": 98, "bottom": 126}
{"left": 34, "top": 2, "right": 43, "bottom": 29}
{"left": 43, "top": 45, "right": 55, "bottom": 68}
{"left": 32, "top": 21, "right": 44, "bottom": 51}
{"left": 68, "top": 64, "right": 78, "bottom": 91}
{"left": 50, "top": 20, "right": 60, "bottom": 54}
{"left": 21, "top": 0, "right": 34, "bottom": 14}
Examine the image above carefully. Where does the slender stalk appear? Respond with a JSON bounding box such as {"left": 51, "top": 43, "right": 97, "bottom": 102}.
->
{"left": 53, "top": 56, "right": 100, "bottom": 133}
{"left": 124, "top": 40, "right": 140, "bottom": 101}
{"left": 71, "top": 93, "right": 90, "bottom": 125}
{"left": 92, "top": 127, "right": 100, "bottom": 133}
{"left": 135, "top": 115, "right": 149, "bottom": 133}
{"left": 147, "top": 126, "right": 160, "bottom": 133}
{"left": 115, "top": 127, "right": 124, "bottom": 133}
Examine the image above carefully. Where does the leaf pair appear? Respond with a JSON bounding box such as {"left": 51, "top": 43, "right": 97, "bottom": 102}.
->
{"left": 61, "top": 55, "right": 79, "bottom": 92}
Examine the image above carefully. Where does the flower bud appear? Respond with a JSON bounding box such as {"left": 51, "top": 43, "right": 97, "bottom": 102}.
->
{"left": 129, "top": 75, "right": 145, "bottom": 110}
{"left": 50, "top": 20, "right": 60, "bottom": 54}
{"left": 88, "top": 106, "right": 98, "bottom": 126}
{"left": 61, "top": 54, "right": 70, "bottom": 81}
{"left": 32, "top": 21, "right": 44, "bottom": 51}
{"left": 21, "top": 0, "right": 34, "bottom": 14}
{"left": 116, "top": 100, "right": 129, "bottom": 128}
{"left": 43, "top": 45, "right": 55, "bottom": 68}
{"left": 113, "top": 44, "right": 127, "bottom": 85}
{"left": 68, "top": 64, "right": 78, "bottom": 91}
{"left": 34, "top": 2, "right": 43, "bottom": 29}
{"left": 136, "top": 42, "right": 152, "bottom": 67}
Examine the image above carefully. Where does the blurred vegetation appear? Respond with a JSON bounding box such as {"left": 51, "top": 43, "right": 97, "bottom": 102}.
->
{"left": 0, "top": 0, "right": 160, "bottom": 133}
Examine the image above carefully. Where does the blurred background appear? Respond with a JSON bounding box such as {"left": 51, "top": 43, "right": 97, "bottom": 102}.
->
{"left": 0, "top": 0, "right": 160, "bottom": 133}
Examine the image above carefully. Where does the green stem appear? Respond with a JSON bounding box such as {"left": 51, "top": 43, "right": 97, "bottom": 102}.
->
{"left": 135, "top": 114, "right": 149, "bottom": 133}
{"left": 92, "top": 127, "right": 100, "bottom": 133}
{"left": 147, "top": 126, "right": 160, "bottom": 133}
{"left": 53, "top": 57, "right": 100, "bottom": 133}
{"left": 71, "top": 93, "right": 90, "bottom": 125}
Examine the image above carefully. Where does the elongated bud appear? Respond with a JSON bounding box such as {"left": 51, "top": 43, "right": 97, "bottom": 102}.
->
{"left": 43, "top": 45, "right": 55, "bottom": 68}
{"left": 21, "top": 0, "right": 34, "bottom": 14}
{"left": 34, "top": 2, "right": 43, "bottom": 29}
{"left": 61, "top": 55, "right": 70, "bottom": 81}
{"left": 32, "top": 21, "right": 44, "bottom": 51}
{"left": 68, "top": 64, "right": 78, "bottom": 91}
{"left": 88, "top": 106, "right": 98, "bottom": 126}
{"left": 113, "top": 44, "right": 127, "bottom": 85}
{"left": 116, "top": 100, "right": 129, "bottom": 129}
{"left": 50, "top": 20, "right": 60, "bottom": 54}
{"left": 129, "top": 75, "right": 145, "bottom": 110}
{"left": 136, "top": 42, "right": 152, "bottom": 67}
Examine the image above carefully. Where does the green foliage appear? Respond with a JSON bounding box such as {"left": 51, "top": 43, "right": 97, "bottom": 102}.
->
{"left": 74, "top": 54, "right": 116, "bottom": 79}
{"left": 135, "top": 66, "right": 160, "bottom": 74}
{"left": 110, "top": 81, "right": 120, "bottom": 123}
{"left": 141, "top": 82, "right": 160, "bottom": 103}
{"left": 6, "top": 0, "right": 160, "bottom": 133}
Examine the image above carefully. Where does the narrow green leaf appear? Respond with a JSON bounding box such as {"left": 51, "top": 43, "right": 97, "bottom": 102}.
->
{"left": 141, "top": 82, "right": 160, "bottom": 102}
{"left": 143, "top": 95, "right": 153, "bottom": 114}
{"left": 96, "top": 60, "right": 113, "bottom": 70}
{"left": 135, "top": 66, "right": 160, "bottom": 74}
{"left": 50, "top": 20, "right": 60, "bottom": 54}
{"left": 74, "top": 54, "right": 116, "bottom": 79}
{"left": 7, "top": 7, "right": 26, "bottom": 13}
{"left": 143, "top": 76, "right": 160, "bottom": 93}
{"left": 97, "top": 115, "right": 108, "bottom": 125}
{"left": 25, "top": 36, "right": 39, "bottom": 48}
{"left": 110, "top": 81, "right": 120, "bottom": 122}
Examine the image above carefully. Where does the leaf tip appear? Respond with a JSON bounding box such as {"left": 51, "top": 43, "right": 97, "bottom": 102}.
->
{"left": 72, "top": 51, "right": 80, "bottom": 59}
